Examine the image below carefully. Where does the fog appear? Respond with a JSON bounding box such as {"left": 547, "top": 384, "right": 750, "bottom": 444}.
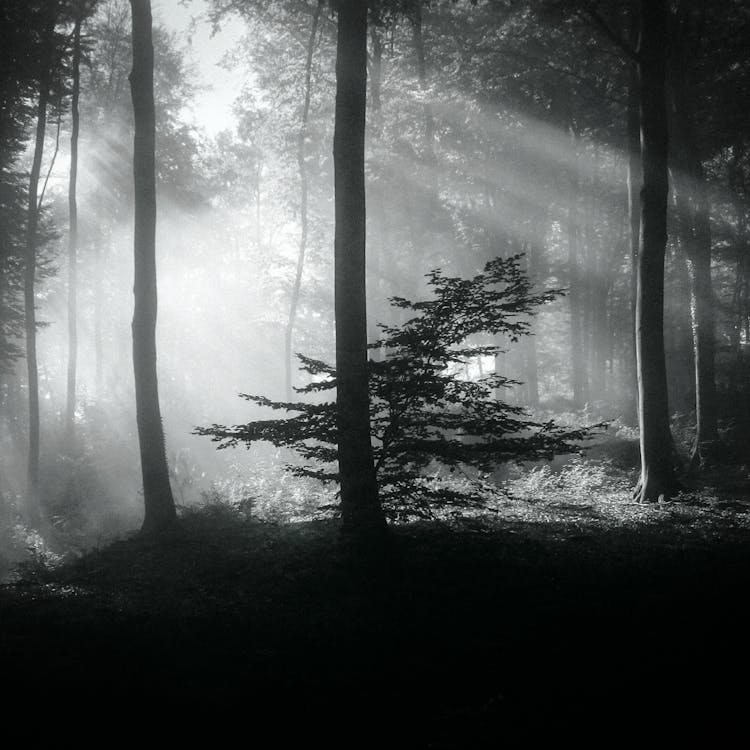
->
{"left": 1, "top": 0, "right": 748, "bottom": 568}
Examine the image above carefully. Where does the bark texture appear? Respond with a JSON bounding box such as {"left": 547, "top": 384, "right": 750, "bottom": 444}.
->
{"left": 634, "top": 0, "right": 677, "bottom": 502}
{"left": 129, "top": 0, "right": 176, "bottom": 533}
{"left": 333, "top": 0, "right": 386, "bottom": 535}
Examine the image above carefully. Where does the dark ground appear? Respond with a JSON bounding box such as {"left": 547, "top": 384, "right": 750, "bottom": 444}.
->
{"left": 2, "top": 495, "right": 749, "bottom": 744}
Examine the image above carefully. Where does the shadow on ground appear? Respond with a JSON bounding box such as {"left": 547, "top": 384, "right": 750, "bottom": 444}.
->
{"left": 1, "top": 500, "right": 749, "bottom": 743}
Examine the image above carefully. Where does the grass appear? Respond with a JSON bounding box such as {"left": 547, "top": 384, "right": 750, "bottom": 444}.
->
{"left": 1, "top": 455, "right": 750, "bottom": 743}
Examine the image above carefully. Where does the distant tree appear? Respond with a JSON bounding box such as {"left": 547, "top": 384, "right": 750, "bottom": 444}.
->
{"left": 65, "top": 2, "right": 98, "bottom": 440}
{"left": 633, "top": 0, "right": 677, "bottom": 502}
{"left": 285, "top": 0, "right": 323, "bottom": 401}
{"left": 24, "top": 1, "right": 60, "bottom": 525}
{"left": 129, "top": 0, "right": 176, "bottom": 533}
{"left": 668, "top": 0, "right": 722, "bottom": 471}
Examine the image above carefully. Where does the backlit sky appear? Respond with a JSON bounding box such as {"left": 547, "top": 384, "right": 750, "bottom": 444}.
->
{"left": 152, "top": 0, "right": 245, "bottom": 135}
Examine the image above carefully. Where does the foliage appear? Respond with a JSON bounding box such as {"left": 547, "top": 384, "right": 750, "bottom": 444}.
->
{"left": 190, "top": 451, "right": 337, "bottom": 524}
{"left": 198, "top": 255, "right": 593, "bottom": 520}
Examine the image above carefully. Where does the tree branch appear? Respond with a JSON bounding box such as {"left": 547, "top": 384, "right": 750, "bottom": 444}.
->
{"left": 579, "top": 4, "right": 639, "bottom": 64}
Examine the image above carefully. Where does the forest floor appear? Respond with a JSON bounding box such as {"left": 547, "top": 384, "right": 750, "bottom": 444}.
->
{"left": 2, "top": 460, "right": 750, "bottom": 744}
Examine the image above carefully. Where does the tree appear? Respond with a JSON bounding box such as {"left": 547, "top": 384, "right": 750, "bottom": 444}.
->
{"left": 633, "top": 0, "right": 677, "bottom": 502}
{"left": 197, "top": 255, "right": 589, "bottom": 520}
{"left": 129, "top": 0, "right": 176, "bottom": 533}
{"left": 66, "top": 5, "right": 85, "bottom": 440}
{"left": 333, "top": 0, "right": 386, "bottom": 535}
{"left": 285, "top": 0, "right": 323, "bottom": 401}
{"left": 668, "top": 1, "right": 719, "bottom": 471}
{"left": 24, "top": 1, "right": 59, "bottom": 525}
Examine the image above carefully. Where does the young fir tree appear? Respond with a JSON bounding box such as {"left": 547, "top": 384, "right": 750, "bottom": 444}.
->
{"left": 197, "top": 255, "right": 591, "bottom": 521}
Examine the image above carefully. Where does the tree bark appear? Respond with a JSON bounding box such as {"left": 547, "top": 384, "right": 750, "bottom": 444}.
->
{"left": 66, "top": 15, "right": 82, "bottom": 440}
{"left": 634, "top": 0, "right": 677, "bottom": 502}
{"left": 129, "top": 0, "right": 176, "bottom": 533}
{"left": 333, "top": 0, "right": 386, "bottom": 535}
{"left": 24, "top": 6, "right": 56, "bottom": 525}
{"left": 285, "top": 0, "right": 322, "bottom": 401}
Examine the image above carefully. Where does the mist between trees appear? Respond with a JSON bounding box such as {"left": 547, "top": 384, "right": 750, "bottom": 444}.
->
{"left": 1, "top": 0, "right": 750, "bottom": 561}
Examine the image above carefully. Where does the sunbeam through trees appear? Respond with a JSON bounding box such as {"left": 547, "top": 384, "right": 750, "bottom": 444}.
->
{"left": 1, "top": 0, "right": 750, "bottom": 739}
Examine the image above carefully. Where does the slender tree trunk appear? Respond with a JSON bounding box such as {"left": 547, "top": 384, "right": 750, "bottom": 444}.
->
{"left": 369, "top": 25, "right": 383, "bottom": 122}
{"left": 129, "top": 0, "right": 176, "bottom": 533}
{"left": 567, "top": 179, "right": 586, "bottom": 408}
{"left": 24, "top": 8, "right": 56, "bottom": 525}
{"left": 687, "top": 178, "right": 717, "bottom": 467}
{"left": 333, "top": 0, "right": 386, "bottom": 535}
{"left": 367, "top": 24, "right": 385, "bottom": 361}
{"left": 524, "top": 234, "right": 541, "bottom": 409}
{"left": 94, "top": 233, "right": 104, "bottom": 398}
{"left": 66, "top": 16, "right": 82, "bottom": 439}
{"left": 669, "top": 47, "right": 718, "bottom": 470}
{"left": 411, "top": 2, "right": 435, "bottom": 156}
{"left": 634, "top": 0, "right": 677, "bottom": 502}
{"left": 285, "top": 0, "right": 321, "bottom": 401}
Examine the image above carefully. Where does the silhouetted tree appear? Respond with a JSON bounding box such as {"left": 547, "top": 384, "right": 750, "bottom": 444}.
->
{"left": 129, "top": 0, "right": 176, "bottom": 533}
{"left": 333, "top": 0, "right": 387, "bottom": 535}
{"left": 634, "top": 0, "right": 677, "bottom": 502}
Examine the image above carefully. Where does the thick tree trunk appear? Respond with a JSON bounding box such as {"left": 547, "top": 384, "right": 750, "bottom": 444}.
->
{"left": 634, "top": 0, "right": 677, "bottom": 502}
{"left": 625, "top": 1, "right": 641, "bottom": 424}
{"left": 333, "top": 0, "right": 386, "bottom": 535}
{"left": 129, "top": 0, "right": 176, "bottom": 533}
{"left": 66, "top": 16, "right": 82, "bottom": 440}
{"left": 24, "top": 8, "right": 56, "bottom": 525}
{"left": 285, "top": 0, "right": 321, "bottom": 401}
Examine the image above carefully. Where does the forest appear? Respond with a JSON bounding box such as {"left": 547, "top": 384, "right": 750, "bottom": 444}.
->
{"left": 1, "top": 0, "right": 750, "bottom": 740}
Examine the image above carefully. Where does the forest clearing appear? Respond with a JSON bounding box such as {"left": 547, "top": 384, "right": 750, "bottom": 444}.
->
{"left": 2, "top": 0, "right": 750, "bottom": 739}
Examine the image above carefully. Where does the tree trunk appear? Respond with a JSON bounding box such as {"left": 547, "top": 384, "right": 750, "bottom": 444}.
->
{"left": 285, "top": 0, "right": 321, "bottom": 401}
{"left": 567, "top": 175, "right": 586, "bottom": 408}
{"left": 333, "top": 0, "right": 386, "bottom": 536}
{"left": 687, "top": 181, "right": 717, "bottom": 468}
{"left": 24, "top": 7, "right": 56, "bottom": 525}
{"left": 524, "top": 233, "right": 541, "bottom": 409}
{"left": 634, "top": 0, "right": 677, "bottom": 502}
{"left": 129, "top": 0, "right": 176, "bottom": 533}
{"left": 66, "top": 15, "right": 82, "bottom": 440}
{"left": 625, "top": 1, "right": 641, "bottom": 424}
{"left": 669, "top": 30, "right": 718, "bottom": 471}
{"left": 367, "top": 24, "right": 386, "bottom": 361}
{"left": 411, "top": 2, "right": 435, "bottom": 157}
